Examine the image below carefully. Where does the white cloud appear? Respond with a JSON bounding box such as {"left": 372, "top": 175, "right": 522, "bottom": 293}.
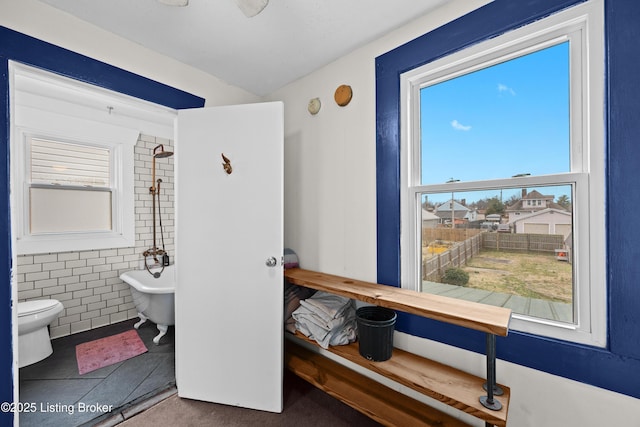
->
{"left": 451, "top": 119, "right": 471, "bottom": 131}
{"left": 498, "top": 83, "right": 516, "bottom": 96}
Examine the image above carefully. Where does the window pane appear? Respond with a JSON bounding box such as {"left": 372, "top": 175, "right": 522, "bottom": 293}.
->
{"left": 420, "top": 185, "right": 574, "bottom": 324}
{"left": 420, "top": 42, "right": 570, "bottom": 184}
{"left": 30, "top": 137, "right": 110, "bottom": 187}
{"left": 30, "top": 187, "right": 112, "bottom": 233}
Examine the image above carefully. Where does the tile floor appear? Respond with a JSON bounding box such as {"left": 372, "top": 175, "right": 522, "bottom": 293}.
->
{"left": 18, "top": 319, "right": 175, "bottom": 427}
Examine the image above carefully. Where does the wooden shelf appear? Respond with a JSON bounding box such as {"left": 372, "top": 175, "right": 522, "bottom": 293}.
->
{"left": 288, "top": 333, "right": 510, "bottom": 427}
{"left": 286, "top": 338, "right": 472, "bottom": 427}
{"left": 284, "top": 268, "right": 511, "bottom": 336}
{"left": 284, "top": 268, "right": 513, "bottom": 425}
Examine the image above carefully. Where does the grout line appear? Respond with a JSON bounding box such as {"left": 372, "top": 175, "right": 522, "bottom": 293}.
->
{"left": 79, "top": 385, "right": 177, "bottom": 427}
{"left": 89, "top": 412, "right": 124, "bottom": 427}
{"left": 120, "top": 386, "right": 178, "bottom": 420}
{"left": 120, "top": 354, "right": 163, "bottom": 404}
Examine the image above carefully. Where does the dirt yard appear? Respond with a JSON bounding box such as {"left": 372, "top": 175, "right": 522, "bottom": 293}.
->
{"left": 461, "top": 250, "right": 573, "bottom": 303}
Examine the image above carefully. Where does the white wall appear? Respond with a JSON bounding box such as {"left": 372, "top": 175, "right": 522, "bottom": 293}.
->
{"left": 268, "top": 0, "right": 496, "bottom": 282}
{"left": 0, "top": 0, "right": 260, "bottom": 107}
{"left": 267, "top": 1, "right": 640, "bottom": 426}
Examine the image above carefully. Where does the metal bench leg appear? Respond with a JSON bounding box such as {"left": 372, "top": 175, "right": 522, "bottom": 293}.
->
{"left": 480, "top": 333, "right": 502, "bottom": 411}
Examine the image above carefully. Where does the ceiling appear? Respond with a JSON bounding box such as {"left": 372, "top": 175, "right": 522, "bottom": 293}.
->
{"left": 36, "top": 0, "right": 450, "bottom": 96}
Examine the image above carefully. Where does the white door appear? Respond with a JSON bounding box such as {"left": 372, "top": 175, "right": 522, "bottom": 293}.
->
{"left": 174, "top": 102, "right": 283, "bottom": 412}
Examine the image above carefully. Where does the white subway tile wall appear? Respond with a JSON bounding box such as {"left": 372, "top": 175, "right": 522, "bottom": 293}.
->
{"left": 16, "top": 134, "right": 175, "bottom": 339}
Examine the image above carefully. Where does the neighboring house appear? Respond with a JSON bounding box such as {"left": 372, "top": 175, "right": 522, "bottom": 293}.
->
{"left": 506, "top": 189, "right": 568, "bottom": 223}
{"left": 464, "top": 209, "right": 480, "bottom": 222}
{"left": 434, "top": 199, "right": 470, "bottom": 226}
{"left": 421, "top": 209, "right": 440, "bottom": 229}
{"left": 510, "top": 208, "right": 572, "bottom": 238}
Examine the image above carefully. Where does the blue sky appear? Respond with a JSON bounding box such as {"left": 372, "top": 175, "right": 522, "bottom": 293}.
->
{"left": 420, "top": 41, "right": 570, "bottom": 205}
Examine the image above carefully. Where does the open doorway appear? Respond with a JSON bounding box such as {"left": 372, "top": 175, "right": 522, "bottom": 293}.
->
{"left": 5, "top": 53, "right": 200, "bottom": 426}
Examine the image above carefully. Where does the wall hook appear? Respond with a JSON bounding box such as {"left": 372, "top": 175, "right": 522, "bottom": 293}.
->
{"left": 221, "top": 153, "right": 233, "bottom": 175}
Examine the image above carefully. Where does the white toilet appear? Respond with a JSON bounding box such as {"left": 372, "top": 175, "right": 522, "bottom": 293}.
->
{"left": 17, "top": 299, "right": 64, "bottom": 368}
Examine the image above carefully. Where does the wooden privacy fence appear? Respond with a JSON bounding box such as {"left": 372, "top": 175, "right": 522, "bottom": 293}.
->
{"left": 422, "top": 228, "right": 483, "bottom": 242}
{"left": 422, "top": 230, "right": 565, "bottom": 281}
{"left": 423, "top": 234, "right": 482, "bottom": 282}
{"left": 481, "top": 232, "right": 564, "bottom": 252}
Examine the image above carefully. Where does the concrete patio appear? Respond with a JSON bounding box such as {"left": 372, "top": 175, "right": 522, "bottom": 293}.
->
{"left": 422, "top": 281, "right": 573, "bottom": 323}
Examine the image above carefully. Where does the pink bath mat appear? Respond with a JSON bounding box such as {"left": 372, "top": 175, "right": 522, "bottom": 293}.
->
{"left": 76, "top": 330, "right": 148, "bottom": 375}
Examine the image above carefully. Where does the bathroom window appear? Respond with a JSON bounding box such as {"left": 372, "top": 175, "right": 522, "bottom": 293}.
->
{"left": 14, "top": 130, "right": 135, "bottom": 254}
{"left": 28, "top": 137, "right": 113, "bottom": 234}
{"left": 399, "top": 3, "right": 605, "bottom": 346}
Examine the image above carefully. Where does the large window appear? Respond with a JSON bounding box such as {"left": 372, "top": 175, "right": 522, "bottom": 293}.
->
{"left": 400, "top": 4, "right": 605, "bottom": 346}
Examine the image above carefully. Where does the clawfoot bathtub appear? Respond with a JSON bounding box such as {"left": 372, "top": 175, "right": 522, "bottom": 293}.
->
{"left": 120, "top": 265, "right": 175, "bottom": 344}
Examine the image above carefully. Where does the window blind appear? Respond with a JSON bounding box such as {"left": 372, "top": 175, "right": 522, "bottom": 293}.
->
{"left": 30, "top": 137, "right": 110, "bottom": 187}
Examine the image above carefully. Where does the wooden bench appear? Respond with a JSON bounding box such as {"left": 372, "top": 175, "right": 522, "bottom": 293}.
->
{"left": 284, "top": 268, "right": 512, "bottom": 427}
{"left": 286, "top": 338, "right": 470, "bottom": 427}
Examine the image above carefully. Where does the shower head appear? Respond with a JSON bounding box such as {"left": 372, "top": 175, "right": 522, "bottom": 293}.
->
{"left": 153, "top": 144, "right": 174, "bottom": 158}
{"left": 155, "top": 151, "right": 174, "bottom": 158}
{"left": 150, "top": 144, "right": 173, "bottom": 194}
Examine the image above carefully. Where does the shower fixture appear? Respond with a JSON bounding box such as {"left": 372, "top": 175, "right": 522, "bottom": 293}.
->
{"left": 143, "top": 144, "right": 174, "bottom": 278}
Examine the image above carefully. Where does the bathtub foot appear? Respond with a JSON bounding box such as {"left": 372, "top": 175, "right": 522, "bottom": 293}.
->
{"left": 134, "top": 313, "right": 148, "bottom": 329}
{"left": 153, "top": 324, "right": 168, "bottom": 345}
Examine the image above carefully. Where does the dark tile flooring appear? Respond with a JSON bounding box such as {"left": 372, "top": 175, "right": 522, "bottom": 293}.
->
{"left": 18, "top": 319, "right": 175, "bottom": 427}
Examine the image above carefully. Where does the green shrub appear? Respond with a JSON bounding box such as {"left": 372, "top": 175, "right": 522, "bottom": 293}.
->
{"left": 442, "top": 267, "right": 469, "bottom": 286}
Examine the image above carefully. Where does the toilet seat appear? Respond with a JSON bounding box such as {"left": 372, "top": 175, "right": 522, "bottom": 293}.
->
{"left": 18, "top": 300, "right": 60, "bottom": 317}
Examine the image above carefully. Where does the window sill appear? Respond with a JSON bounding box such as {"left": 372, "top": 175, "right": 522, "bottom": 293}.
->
{"left": 16, "top": 232, "right": 135, "bottom": 255}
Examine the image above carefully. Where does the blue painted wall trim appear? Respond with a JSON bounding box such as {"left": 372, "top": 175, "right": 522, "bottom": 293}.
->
{"left": 376, "top": 0, "right": 640, "bottom": 399}
{"left": 0, "top": 27, "right": 205, "bottom": 110}
{"left": 0, "top": 26, "right": 205, "bottom": 425}
{"left": 0, "top": 56, "right": 12, "bottom": 427}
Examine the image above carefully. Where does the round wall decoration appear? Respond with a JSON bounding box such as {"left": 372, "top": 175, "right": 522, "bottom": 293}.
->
{"left": 334, "top": 84, "right": 353, "bottom": 106}
{"left": 308, "top": 97, "right": 321, "bottom": 115}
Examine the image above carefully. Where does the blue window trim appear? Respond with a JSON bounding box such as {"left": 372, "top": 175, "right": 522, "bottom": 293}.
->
{"left": 0, "top": 26, "right": 205, "bottom": 424}
{"left": 376, "top": 0, "right": 640, "bottom": 399}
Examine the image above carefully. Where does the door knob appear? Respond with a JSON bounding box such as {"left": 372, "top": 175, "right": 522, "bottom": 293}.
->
{"left": 265, "top": 257, "right": 278, "bottom": 267}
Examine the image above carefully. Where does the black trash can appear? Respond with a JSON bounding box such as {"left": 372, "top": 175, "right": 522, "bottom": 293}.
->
{"left": 356, "top": 306, "right": 397, "bottom": 361}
